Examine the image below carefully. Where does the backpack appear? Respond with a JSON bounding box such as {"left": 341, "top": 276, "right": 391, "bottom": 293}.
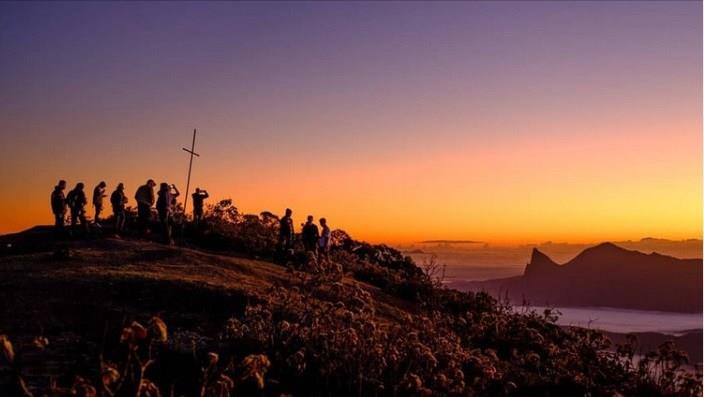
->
{"left": 66, "top": 190, "right": 77, "bottom": 209}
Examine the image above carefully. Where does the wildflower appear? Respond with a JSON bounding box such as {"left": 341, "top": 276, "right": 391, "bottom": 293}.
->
{"left": 526, "top": 352, "right": 541, "bottom": 368}
{"left": 32, "top": 336, "right": 49, "bottom": 350}
{"left": 363, "top": 320, "right": 377, "bottom": 335}
{"left": 482, "top": 365, "right": 497, "bottom": 379}
{"left": 219, "top": 374, "right": 234, "bottom": 390}
{"left": 241, "top": 354, "right": 271, "bottom": 390}
{"left": 0, "top": 335, "right": 14, "bottom": 363}
{"left": 404, "top": 373, "right": 423, "bottom": 390}
{"left": 207, "top": 352, "right": 219, "bottom": 366}
{"left": 484, "top": 348, "right": 499, "bottom": 361}
{"left": 140, "top": 379, "right": 160, "bottom": 397}
{"left": 120, "top": 327, "right": 133, "bottom": 343}
{"left": 209, "top": 374, "right": 235, "bottom": 396}
{"left": 422, "top": 350, "right": 438, "bottom": 369}
{"left": 435, "top": 373, "right": 449, "bottom": 388}
{"left": 279, "top": 320, "right": 291, "bottom": 332}
{"left": 343, "top": 310, "right": 354, "bottom": 322}
{"left": 526, "top": 328, "right": 545, "bottom": 345}
{"left": 452, "top": 368, "right": 465, "bottom": 381}
{"left": 287, "top": 349, "right": 306, "bottom": 372}
{"left": 505, "top": 381, "right": 518, "bottom": 392}
{"left": 71, "top": 376, "right": 97, "bottom": 397}
{"left": 102, "top": 364, "right": 120, "bottom": 386}
{"left": 131, "top": 321, "right": 148, "bottom": 340}
{"left": 149, "top": 317, "right": 168, "bottom": 342}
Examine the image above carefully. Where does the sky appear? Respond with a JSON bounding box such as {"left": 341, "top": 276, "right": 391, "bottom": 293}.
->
{"left": 0, "top": 1, "right": 701, "bottom": 244}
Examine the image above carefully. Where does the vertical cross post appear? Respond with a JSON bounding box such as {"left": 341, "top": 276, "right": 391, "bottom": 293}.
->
{"left": 182, "top": 128, "right": 200, "bottom": 216}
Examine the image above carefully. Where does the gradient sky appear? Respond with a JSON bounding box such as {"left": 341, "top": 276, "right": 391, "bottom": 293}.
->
{"left": 0, "top": 1, "right": 701, "bottom": 244}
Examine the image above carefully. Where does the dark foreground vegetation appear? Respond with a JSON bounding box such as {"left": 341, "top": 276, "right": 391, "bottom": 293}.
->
{"left": 0, "top": 200, "right": 701, "bottom": 396}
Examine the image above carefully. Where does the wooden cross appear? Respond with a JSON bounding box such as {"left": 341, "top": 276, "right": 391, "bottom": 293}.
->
{"left": 182, "top": 128, "right": 200, "bottom": 214}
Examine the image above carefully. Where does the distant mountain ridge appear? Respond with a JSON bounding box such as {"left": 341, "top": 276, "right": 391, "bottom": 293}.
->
{"left": 450, "top": 243, "right": 702, "bottom": 313}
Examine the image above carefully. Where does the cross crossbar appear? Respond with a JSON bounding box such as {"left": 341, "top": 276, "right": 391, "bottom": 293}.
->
{"left": 182, "top": 148, "right": 200, "bottom": 157}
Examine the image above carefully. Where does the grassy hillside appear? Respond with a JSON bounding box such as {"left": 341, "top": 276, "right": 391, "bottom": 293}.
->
{"left": 0, "top": 204, "right": 701, "bottom": 396}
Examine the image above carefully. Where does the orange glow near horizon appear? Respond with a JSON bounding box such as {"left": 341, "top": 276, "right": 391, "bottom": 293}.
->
{"left": 1, "top": 116, "right": 700, "bottom": 245}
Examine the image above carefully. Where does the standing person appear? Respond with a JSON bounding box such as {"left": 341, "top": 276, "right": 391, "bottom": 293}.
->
{"left": 51, "top": 180, "right": 68, "bottom": 234}
{"left": 301, "top": 215, "right": 319, "bottom": 254}
{"left": 278, "top": 208, "right": 294, "bottom": 251}
{"left": 156, "top": 183, "right": 177, "bottom": 244}
{"left": 92, "top": 181, "right": 107, "bottom": 227}
{"left": 318, "top": 217, "right": 331, "bottom": 261}
{"left": 191, "top": 187, "right": 209, "bottom": 225}
{"left": 66, "top": 182, "right": 88, "bottom": 233}
{"left": 168, "top": 184, "right": 184, "bottom": 236}
{"left": 169, "top": 184, "right": 181, "bottom": 208}
{"left": 135, "top": 179, "right": 156, "bottom": 233}
{"left": 110, "top": 183, "right": 128, "bottom": 235}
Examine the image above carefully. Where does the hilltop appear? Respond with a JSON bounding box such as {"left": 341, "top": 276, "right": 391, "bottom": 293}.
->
{"left": 454, "top": 242, "right": 703, "bottom": 313}
{"left": 0, "top": 218, "right": 701, "bottom": 396}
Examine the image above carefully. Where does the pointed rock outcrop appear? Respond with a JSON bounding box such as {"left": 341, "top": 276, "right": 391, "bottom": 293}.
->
{"left": 524, "top": 248, "right": 560, "bottom": 277}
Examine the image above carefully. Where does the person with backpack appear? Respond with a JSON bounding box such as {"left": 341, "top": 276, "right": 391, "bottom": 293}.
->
{"left": 66, "top": 182, "right": 88, "bottom": 233}
{"left": 134, "top": 179, "right": 156, "bottom": 233}
{"left": 92, "top": 181, "right": 107, "bottom": 227}
{"left": 318, "top": 217, "right": 331, "bottom": 261}
{"left": 301, "top": 215, "right": 320, "bottom": 254}
{"left": 51, "top": 180, "right": 68, "bottom": 234}
{"left": 191, "top": 187, "right": 209, "bottom": 225}
{"left": 110, "top": 183, "right": 128, "bottom": 235}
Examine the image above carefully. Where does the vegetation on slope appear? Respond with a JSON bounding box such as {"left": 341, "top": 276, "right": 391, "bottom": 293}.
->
{"left": 0, "top": 200, "right": 701, "bottom": 396}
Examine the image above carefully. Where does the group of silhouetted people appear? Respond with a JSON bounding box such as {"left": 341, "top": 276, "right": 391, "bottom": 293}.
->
{"left": 278, "top": 208, "right": 331, "bottom": 260}
{"left": 51, "top": 179, "right": 331, "bottom": 259}
{"left": 51, "top": 179, "right": 209, "bottom": 244}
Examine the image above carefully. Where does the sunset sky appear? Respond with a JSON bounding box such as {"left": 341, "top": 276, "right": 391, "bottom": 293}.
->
{"left": 0, "top": 1, "right": 701, "bottom": 244}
